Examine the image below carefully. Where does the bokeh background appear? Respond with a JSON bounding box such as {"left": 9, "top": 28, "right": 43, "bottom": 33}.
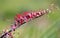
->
{"left": 0, "top": 0, "right": 60, "bottom": 38}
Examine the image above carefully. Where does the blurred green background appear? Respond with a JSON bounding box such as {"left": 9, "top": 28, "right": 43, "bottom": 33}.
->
{"left": 0, "top": 0, "right": 60, "bottom": 38}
